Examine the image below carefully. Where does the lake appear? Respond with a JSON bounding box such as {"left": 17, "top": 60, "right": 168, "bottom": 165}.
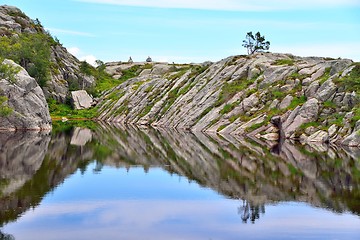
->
{"left": 0, "top": 122, "right": 359, "bottom": 240}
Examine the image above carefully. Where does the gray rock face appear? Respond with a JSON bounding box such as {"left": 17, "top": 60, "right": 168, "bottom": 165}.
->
{"left": 306, "top": 130, "right": 329, "bottom": 143}
{"left": 0, "top": 60, "right": 52, "bottom": 130}
{"left": 282, "top": 98, "right": 319, "bottom": 138}
{"left": 279, "top": 95, "right": 293, "bottom": 110}
{"left": 71, "top": 90, "right": 94, "bottom": 110}
{"left": 342, "top": 131, "right": 360, "bottom": 147}
{"left": 97, "top": 52, "right": 356, "bottom": 145}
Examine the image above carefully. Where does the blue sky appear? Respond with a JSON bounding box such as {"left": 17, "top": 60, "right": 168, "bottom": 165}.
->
{"left": 2, "top": 0, "right": 360, "bottom": 64}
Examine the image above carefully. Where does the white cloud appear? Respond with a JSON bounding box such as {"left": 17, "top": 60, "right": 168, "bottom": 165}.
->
{"left": 66, "top": 46, "right": 98, "bottom": 66}
{"left": 46, "top": 27, "right": 95, "bottom": 37}
{"left": 74, "top": 0, "right": 360, "bottom": 11}
{"left": 80, "top": 55, "right": 98, "bottom": 66}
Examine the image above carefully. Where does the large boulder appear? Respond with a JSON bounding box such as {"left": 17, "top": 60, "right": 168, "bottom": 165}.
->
{"left": 0, "top": 60, "right": 52, "bottom": 131}
{"left": 282, "top": 98, "right": 319, "bottom": 138}
{"left": 71, "top": 90, "right": 94, "bottom": 110}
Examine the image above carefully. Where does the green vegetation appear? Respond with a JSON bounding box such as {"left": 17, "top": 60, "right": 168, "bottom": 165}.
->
{"left": 336, "top": 63, "right": 360, "bottom": 93}
{"left": 215, "top": 77, "right": 255, "bottom": 107}
{"left": 0, "top": 96, "right": 13, "bottom": 117}
{"left": 0, "top": 32, "right": 55, "bottom": 87}
{"left": 220, "top": 102, "right": 238, "bottom": 115}
{"left": 271, "top": 90, "right": 286, "bottom": 99}
{"left": 273, "top": 59, "right": 294, "bottom": 66}
{"left": 217, "top": 124, "right": 227, "bottom": 132}
{"left": 299, "top": 122, "right": 320, "bottom": 130}
{"left": 0, "top": 60, "right": 21, "bottom": 83}
{"left": 195, "top": 106, "right": 213, "bottom": 123}
{"left": 139, "top": 103, "right": 154, "bottom": 118}
{"left": 242, "top": 31, "right": 270, "bottom": 55}
{"left": 48, "top": 98, "right": 98, "bottom": 119}
{"left": 245, "top": 121, "right": 265, "bottom": 133}
{"left": 288, "top": 96, "right": 307, "bottom": 109}
{"left": 319, "top": 67, "right": 331, "bottom": 84}
{"left": 323, "top": 100, "right": 337, "bottom": 109}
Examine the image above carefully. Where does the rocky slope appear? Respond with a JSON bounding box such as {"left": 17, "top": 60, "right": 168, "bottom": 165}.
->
{"left": 98, "top": 53, "right": 360, "bottom": 146}
{"left": 0, "top": 59, "right": 51, "bottom": 130}
{"left": 0, "top": 5, "right": 94, "bottom": 102}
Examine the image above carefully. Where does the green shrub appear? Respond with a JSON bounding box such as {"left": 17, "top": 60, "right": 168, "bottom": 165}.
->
{"left": 0, "top": 33, "right": 52, "bottom": 87}
{"left": 271, "top": 90, "right": 285, "bottom": 99}
{"left": 273, "top": 59, "right": 294, "bottom": 66}
{"left": 220, "top": 103, "right": 236, "bottom": 115}
{"left": 47, "top": 98, "right": 98, "bottom": 119}
{"left": 337, "top": 63, "right": 360, "bottom": 93}
{"left": 288, "top": 96, "right": 307, "bottom": 109}
{"left": 323, "top": 100, "right": 337, "bottom": 109}
{"left": 0, "top": 61, "right": 21, "bottom": 83}
{"left": 0, "top": 96, "right": 13, "bottom": 117}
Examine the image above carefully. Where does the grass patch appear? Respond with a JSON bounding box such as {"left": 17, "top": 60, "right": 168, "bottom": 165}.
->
{"left": 245, "top": 121, "right": 265, "bottom": 133}
{"left": 299, "top": 122, "right": 320, "bottom": 130}
{"left": 48, "top": 98, "right": 98, "bottom": 119}
{"left": 215, "top": 77, "right": 255, "bottom": 107}
{"left": 217, "top": 124, "right": 227, "bottom": 132}
{"left": 287, "top": 96, "right": 307, "bottom": 109}
{"left": 323, "top": 100, "right": 337, "bottom": 109}
{"left": 271, "top": 90, "right": 286, "bottom": 99}
{"left": 335, "top": 63, "right": 360, "bottom": 93}
{"left": 220, "top": 102, "right": 238, "bottom": 115}
{"left": 319, "top": 67, "right": 331, "bottom": 84}
{"left": 273, "top": 59, "right": 294, "bottom": 66}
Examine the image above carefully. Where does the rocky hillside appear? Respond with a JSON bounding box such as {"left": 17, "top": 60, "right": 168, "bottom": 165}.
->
{"left": 98, "top": 53, "right": 360, "bottom": 146}
{"left": 0, "top": 5, "right": 94, "bottom": 102}
{"left": 0, "top": 59, "right": 51, "bottom": 130}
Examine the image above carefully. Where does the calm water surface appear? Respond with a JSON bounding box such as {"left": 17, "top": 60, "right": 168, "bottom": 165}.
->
{"left": 0, "top": 123, "right": 359, "bottom": 239}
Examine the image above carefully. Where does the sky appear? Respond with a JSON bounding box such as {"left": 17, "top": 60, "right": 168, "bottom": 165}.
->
{"left": 1, "top": 0, "right": 360, "bottom": 64}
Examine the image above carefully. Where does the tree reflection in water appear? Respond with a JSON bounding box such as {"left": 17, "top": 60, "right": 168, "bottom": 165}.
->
{"left": 0, "top": 230, "right": 14, "bottom": 240}
{"left": 238, "top": 200, "right": 265, "bottom": 224}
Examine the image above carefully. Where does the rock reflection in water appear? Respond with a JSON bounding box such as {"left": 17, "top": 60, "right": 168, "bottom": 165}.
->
{"left": 0, "top": 122, "right": 359, "bottom": 229}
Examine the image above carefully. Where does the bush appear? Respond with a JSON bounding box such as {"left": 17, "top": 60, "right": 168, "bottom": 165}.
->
{"left": 0, "top": 33, "right": 52, "bottom": 87}
{"left": 0, "top": 96, "right": 13, "bottom": 117}
{"left": 0, "top": 60, "right": 21, "bottom": 83}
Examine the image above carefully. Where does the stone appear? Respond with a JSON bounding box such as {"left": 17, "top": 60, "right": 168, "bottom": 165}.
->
{"left": 342, "top": 131, "right": 360, "bottom": 147}
{"left": 305, "top": 80, "right": 320, "bottom": 98}
{"left": 315, "top": 79, "right": 337, "bottom": 102}
{"left": 279, "top": 95, "right": 293, "bottom": 110}
{"left": 260, "top": 132, "right": 279, "bottom": 141}
{"left": 311, "top": 67, "right": 326, "bottom": 81}
{"left": 282, "top": 98, "right": 319, "bottom": 138}
{"left": 269, "top": 99, "right": 279, "bottom": 109}
{"left": 70, "top": 127, "right": 92, "bottom": 146}
{"left": 71, "top": 90, "right": 94, "bottom": 110}
{"left": 307, "top": 130, "right": 329, "bottom": 143}
{"left": 328, "top": 124, "right": 337, "bottom": 137}
{"left": 0, "top": 59, "right": 52, "bottom": 130}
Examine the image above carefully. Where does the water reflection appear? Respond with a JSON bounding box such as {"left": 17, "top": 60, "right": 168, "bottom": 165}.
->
{"left": 0, "top": 122, "right": 359, "bottom": 237}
